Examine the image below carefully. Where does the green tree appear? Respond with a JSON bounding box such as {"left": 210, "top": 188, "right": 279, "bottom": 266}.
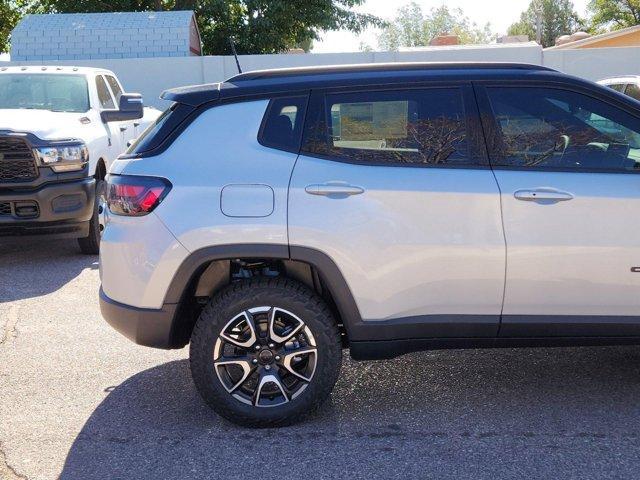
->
{"left": 589, "top": 0, "right": 640, "bottom": 30}
{"left": 296, "top": 37, "right": 313, "bottom": 53}
{"left": 376, "top": 2, "right": 494, "bottom": 51}
{"left": 508, "top": 0, "right": 583, "bottom": 47}
{"left": 0, "top": 0, "right": 22, "bottom": 52}
{"left": 41, "top": 0, "right": 383, "bottom": 55}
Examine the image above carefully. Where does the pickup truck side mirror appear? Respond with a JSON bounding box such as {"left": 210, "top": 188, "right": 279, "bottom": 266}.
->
{"left": 101, "top": 93, "right": 144, "bottom": 123}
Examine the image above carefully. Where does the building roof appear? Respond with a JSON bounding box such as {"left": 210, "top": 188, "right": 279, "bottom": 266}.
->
{"left": 10, "top": 11, "right": 200, "bottom": 60}
{"left": 546, "top": 24, "right": 640, "bottom": 50}
{"left": 12, "top": 11, "right": 194, "bottom": 33}
{"left": 162, "top": 62, "right": 559, "bottom": 106}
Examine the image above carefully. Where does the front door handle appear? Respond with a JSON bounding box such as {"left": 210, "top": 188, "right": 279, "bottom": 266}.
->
{"left": 514, "top": 188, "right": 574, "bottom": 203}
{"left": 119, "top": 125, "right": 128, "bottom": 132}
{"left": 305, "top": 183, "right": 364, "bottom": 197}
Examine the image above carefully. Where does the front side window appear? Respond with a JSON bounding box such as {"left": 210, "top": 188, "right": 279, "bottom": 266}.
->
{"left": 0, "top": 74, "right": 89, "bottom": 113}
{"left": 96, "top": 76, "right": 115, "bottom": 110}
{"left": 105, "top": 75, "right": 123, "bottom": 104}
{"left": 486, "top": 87, "right": 640, "bottom": 172}
{"left": 305, "top": 88, "right": 471, "bottom": 166}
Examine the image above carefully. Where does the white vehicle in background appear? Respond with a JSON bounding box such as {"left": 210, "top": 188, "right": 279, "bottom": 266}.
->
{"left": 598, "top": 76, "right": 640, "bottom": 101}
{"left": 0, "top": 66, "right": 160, "bottom": 253}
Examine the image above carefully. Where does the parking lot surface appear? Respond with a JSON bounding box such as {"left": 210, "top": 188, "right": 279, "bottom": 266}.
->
{"left": 2, "top": 240, "right": 640, "bottom": 479}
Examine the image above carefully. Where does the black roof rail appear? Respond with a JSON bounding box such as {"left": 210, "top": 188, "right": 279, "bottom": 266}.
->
{"left": 161, "top": 83, "right": 221, "bottom": 106}
{"left": 227, "top": 62, "right": 556, "bottom": 82}
{"left": 160, "top": 62, "right": 561, "bottom": 107}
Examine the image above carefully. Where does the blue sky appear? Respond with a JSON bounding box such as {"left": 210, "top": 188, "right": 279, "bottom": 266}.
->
{"left": 314, "top": 0, "right": 590, "bottom": 52}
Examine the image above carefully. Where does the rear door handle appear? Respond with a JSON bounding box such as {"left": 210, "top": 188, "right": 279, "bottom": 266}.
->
{"left": 305, "top": 183, "right": 364, "bottom": 196}
{"left": 119, "top": 125, "right": 128, "bottom": 132}
{"left": 514, "top": 189, "right": 574, "bottom": 203}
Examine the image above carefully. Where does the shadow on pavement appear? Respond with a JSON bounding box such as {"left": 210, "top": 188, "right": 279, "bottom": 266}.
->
{"left": 0, "top": 238, "right": 97, "bottom": 302}
{"left": 60, "top": 346, "right": 640, "bottom": 479}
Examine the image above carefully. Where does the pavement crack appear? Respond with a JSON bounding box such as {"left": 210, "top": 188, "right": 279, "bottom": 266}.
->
{"left": 0, "top": 441, "right": 29, "bottom": 480}
{"left": 0, "top": 304, "right": 19, "bottom": 346}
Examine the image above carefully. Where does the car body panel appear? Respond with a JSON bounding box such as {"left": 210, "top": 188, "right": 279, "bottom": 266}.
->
{"left": 100, "top": 211, "right": 190, "bottom": 309}
{"left": 113, "top": 100, "right": 294, "bottom": 256}
{"left": 494, "top": 170, "right": 640, "bottom": 318}
{"left": 473, "top": 81, "right": 640, "bottom": 336}
{"left": 288, "top": 155, "right": 506, "bottom": 325}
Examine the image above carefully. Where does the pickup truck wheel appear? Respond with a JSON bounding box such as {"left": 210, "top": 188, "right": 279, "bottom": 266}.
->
{"left": 78, "top": 179, "right": 106, "bottom": 255}
{"left": 190, "top": 278, "right": 342, "bottom": 428}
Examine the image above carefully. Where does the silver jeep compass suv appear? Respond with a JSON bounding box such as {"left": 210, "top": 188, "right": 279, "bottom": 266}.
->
{"left": 100, "top": 63, "right": 640, "bottom": 427}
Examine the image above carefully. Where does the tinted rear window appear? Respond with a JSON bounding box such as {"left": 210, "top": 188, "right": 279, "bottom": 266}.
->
{"left": 303, "top": 88, "right": 474, "bottom": 166}
{"left": 259, "top": 96, "right": 308, "bottom": 153}
{"left": 127, "top": 105, "right": 174, "bottom": 154}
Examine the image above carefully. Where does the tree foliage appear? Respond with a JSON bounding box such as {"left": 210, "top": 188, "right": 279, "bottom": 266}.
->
{"left": 0, "top": 0, "right": 23, "bottom": 52}
{"left": 588, "top": 0, "right": 640, "bottom": 30}
{"left": 507, "top": 0, "right": 583, "bottom": 47}
{"left": 5, "top": 0, "right": 638, "bottom": 56}
{"left": 35, "top": 0, "right": 382, "bottom": 55}
{"left": 376, "top": 2, "right": 494, "bottom": 51}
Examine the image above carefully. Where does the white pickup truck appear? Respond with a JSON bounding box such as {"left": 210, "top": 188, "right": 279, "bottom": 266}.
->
{"left": 0, "top": 66, "right": 160, "bottom": 253}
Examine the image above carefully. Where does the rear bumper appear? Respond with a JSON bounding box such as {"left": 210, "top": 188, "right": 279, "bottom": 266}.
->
{"left": 0, "top": 177, "right": 95, "bottom": 239}
{"left": 99, "top": 287, "right": 177, "bottom": 349}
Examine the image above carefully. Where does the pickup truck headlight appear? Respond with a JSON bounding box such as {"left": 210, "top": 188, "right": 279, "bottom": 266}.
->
{"left": 34, "top": 144, "right": 89, "bottom": 173}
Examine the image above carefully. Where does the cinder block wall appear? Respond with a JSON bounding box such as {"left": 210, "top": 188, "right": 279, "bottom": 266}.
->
{"left": 10, "top": 12, "right": 194, "bottom": 61}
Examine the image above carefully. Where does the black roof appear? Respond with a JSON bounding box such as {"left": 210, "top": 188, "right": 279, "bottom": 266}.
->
{"left": 161, "top": 62, "right": 568, "bottom": 106}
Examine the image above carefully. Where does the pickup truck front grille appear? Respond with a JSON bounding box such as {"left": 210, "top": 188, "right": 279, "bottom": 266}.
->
{"left": 0, "top": 201, "right": 11, "bottom": 216}
{"left": 0, "top": 136, "right": 38, "bottom": 183}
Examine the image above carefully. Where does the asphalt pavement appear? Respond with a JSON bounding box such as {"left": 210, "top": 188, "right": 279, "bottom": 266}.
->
{"left": 2, "top": 239, "right": 640, "bottom": 479}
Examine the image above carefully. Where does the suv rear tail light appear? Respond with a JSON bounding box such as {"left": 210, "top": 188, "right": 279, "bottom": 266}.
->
{"left": 107, "top": 175, "right": 172, "bottom": 216}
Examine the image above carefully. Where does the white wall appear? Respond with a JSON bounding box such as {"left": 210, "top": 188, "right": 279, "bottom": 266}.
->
{"left": 543, "top": 46, "right": 640, "bottom": 81}
{"left": 3, "top": 43, "right": 640, "bottom": 108}
{"left": 2, "top": 43, "right": 542, "bottom": 108}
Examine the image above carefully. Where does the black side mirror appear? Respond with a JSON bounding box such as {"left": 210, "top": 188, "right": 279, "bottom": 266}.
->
{"left": 101, "top": 93, "right": 144, "bottom": 123}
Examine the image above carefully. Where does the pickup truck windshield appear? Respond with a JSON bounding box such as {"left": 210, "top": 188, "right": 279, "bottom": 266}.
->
{"left": 0, "top": 74, "right": 90, "bottom": 113}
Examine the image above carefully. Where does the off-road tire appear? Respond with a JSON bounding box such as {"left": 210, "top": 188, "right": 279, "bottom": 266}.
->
{"left": 190, "top": 277, "right": 342, "bottom": 428}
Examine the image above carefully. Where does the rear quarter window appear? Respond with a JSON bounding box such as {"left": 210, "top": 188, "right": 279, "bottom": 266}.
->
{"left": 258, "top": 96, "right": 309, "bottom": 153}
